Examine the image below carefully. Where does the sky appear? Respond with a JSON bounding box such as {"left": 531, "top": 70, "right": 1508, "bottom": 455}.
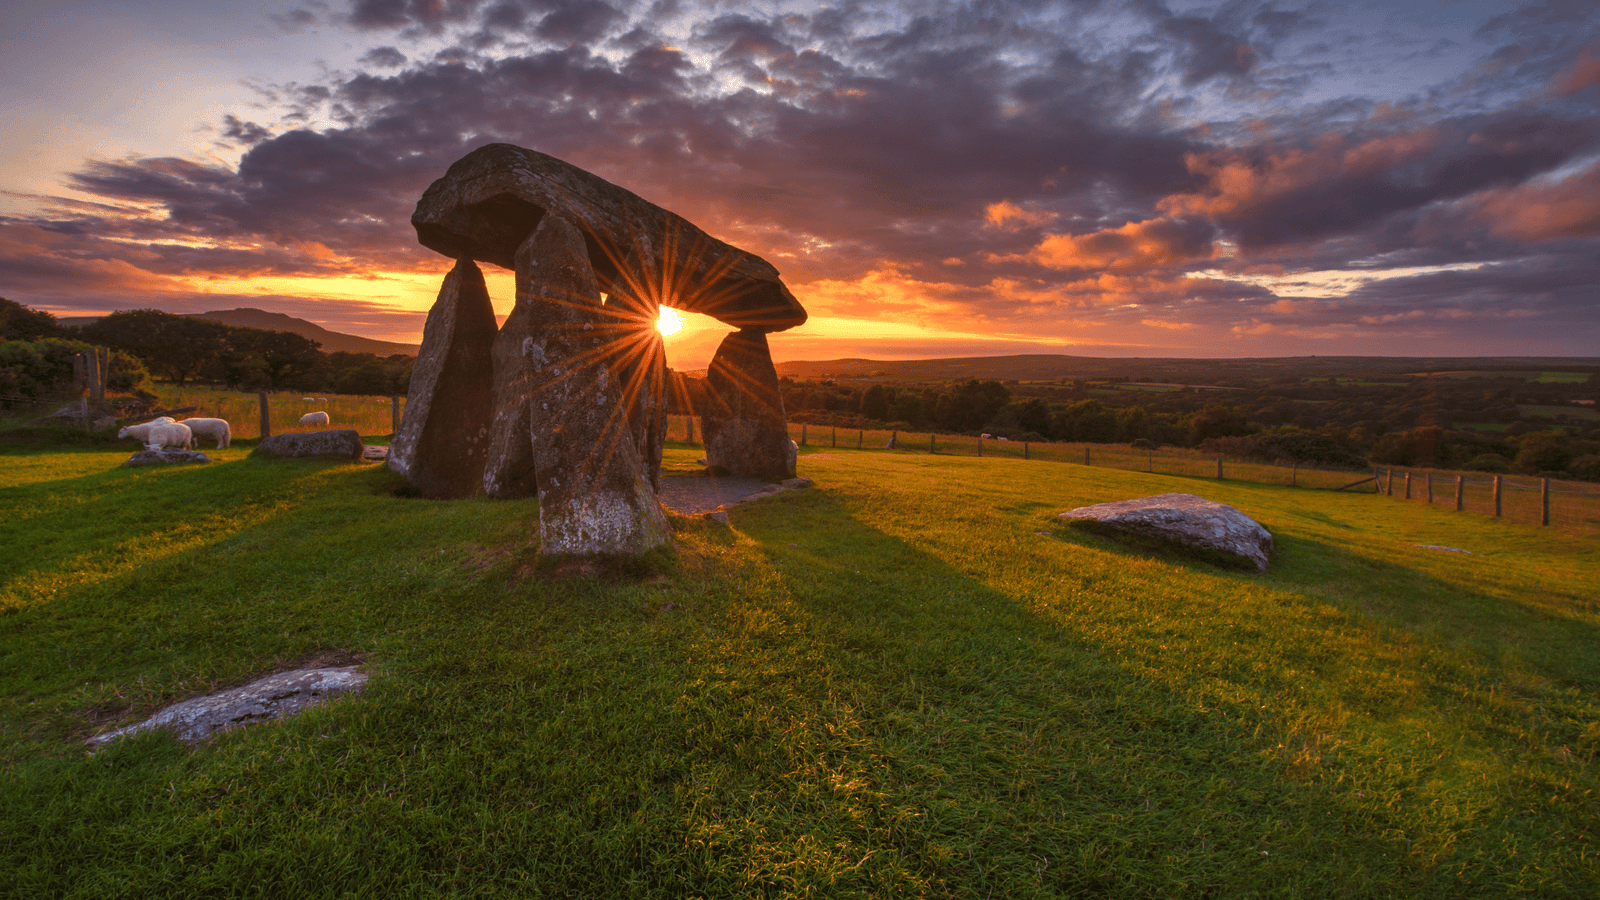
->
{"left": 1, "top": 0, "right": 1597, "bottom": 369}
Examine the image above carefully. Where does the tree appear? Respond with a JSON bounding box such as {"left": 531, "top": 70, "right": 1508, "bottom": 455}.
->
{"left": 77, "top": 309, "right": 228, "bottom": 385}
{"left": 0, "top": 298, "right": 60, "bottom": 341}
{"left": 1514, "top": 431, "right": 1574, "bottom": 474}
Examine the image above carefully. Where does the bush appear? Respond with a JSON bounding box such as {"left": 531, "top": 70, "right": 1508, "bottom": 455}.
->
{"left": 1514, "top": 431, "right": 1574, "bottom": 475}
{"left": 1461, "top": 454, "right": 1511, "bottom": 473}
{"left": 1566, "top": 454, "right": 1600, "bottom": 482}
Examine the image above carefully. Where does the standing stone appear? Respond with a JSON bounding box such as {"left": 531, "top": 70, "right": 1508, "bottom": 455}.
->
{"left": 702, "top": 329, "right": 795, "bottom": 480}
{"left": 482, "top": 298, "right": 541, "bottom": 500}
{"left": 608, "top": 299, "right": 667, "bottom": 491}
{"left": 508, "top": 214, "right": 671, "bottom": 556}
{"left": 387, "top": 257, "right": 498, "bottom": 498}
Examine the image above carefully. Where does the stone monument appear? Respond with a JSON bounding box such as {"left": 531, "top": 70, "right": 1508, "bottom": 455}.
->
{"left": 390, "top": 143, "right": 807, "bottom": 556}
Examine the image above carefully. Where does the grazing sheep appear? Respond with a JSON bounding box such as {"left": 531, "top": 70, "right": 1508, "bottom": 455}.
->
{"left": 178, "top": 417, "right": 231, "bottom": 449}
{"left": 299, "top": 411, "right": 330, "bottom": 426}
{"left": 142, "top": 422, "right": 193, "bottom": 451}
{"left": 117, "top": 419, "right": 177, "bottom": 444}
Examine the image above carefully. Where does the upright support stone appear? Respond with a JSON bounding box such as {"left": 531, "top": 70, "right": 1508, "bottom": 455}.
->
{"left": 702, "top": 329, "right": 795, "bottom": 479}
{"left": 509, "top": 215, "right": 670, "bottom": 556}
{"left": 387, "top": 257, "right": 498, "bottom": 498}
{"left": 483, "top": 289, "right": 542, "bottom": 500}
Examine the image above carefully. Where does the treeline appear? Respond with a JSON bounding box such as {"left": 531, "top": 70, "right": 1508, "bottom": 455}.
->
{"left": 777, "top": 376, "right": 1600, "bottom": 480}
{"left": 0, "top": 301, "right": 413, "bottom": 397}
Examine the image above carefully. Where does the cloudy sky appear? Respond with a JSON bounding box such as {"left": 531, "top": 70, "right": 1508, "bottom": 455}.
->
{"left": 2, "top": 0, "right": 1597, "bottom": 367}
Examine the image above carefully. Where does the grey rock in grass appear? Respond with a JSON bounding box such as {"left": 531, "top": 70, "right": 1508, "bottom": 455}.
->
{"left": 252, "top": 430, "right": 364, "bottom": 460}
{"left": 122, "top": 449, "right": 212, "bottom": 467}
{"left": 1060, "top": 492, "right": 1274, "bottom": 571}
{"left": 388, "top": 256, "right": 499, "bottom": 498}
{"left": 89, "top": 666, "right": 367, "bottom": 748}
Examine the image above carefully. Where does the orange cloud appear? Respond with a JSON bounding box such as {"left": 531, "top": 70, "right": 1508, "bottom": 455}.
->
{"left": 983, "top": 200, "right": 1056, "bottom": 229}
{"left": 1473, "top": 159, "right": 1600, "bottom": 241}
{"left": 1009, "top": 217, "right": 1215, "bottom": 272}
{"left": 1550, "top": 46, "right": 1600, "bottom": 95}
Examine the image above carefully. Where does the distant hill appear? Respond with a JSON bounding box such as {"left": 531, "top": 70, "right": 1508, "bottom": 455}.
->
{"left": 191, "top": 309, "right": 419, "bottom": 357}
{"left": 774, "top": 354, "right": 1600, "bottom": 383}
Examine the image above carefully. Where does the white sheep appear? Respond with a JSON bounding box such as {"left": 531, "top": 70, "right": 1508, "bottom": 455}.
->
{"left": 117, "top": 419, "right": 177, "bottom": 444}
{"left": 141, "top": 422, "right": 193, "bottom": 451}
{"left": 299, "top": 411, "right": 330, "bottom": 426}
{"left": 177, "top": 417, "right": 231, "bottom": 449}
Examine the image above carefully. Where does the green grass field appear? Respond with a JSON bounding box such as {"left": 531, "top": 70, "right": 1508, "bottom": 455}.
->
{"left": 2, "top": 441, "right": 1597, "bottom": 897}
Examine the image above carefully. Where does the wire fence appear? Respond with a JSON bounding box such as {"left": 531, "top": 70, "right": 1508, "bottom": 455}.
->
{"left": 660, "top": 416, "right": 1600, "bottom": 536}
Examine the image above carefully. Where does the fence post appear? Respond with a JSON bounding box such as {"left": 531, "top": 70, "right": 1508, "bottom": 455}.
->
{"left": 858, "top": 428, "right": 863, "bottom": 449}
{"left": 258, "top": 392, "right": 271, "bottom": 439}
{"left": 1493, "top": 475, "right": 1502, "bottom": 517}
{"left": 832, "top": 425, "right": 836, "bottom": 448}
{"left": 1084, "top": 447, "right": 1090, "bottom": 466}
{"left": 1426, "top": 472, "right": 1433, "bottom": 504}
{"left": 978, "top": 436, "right": 983, "bottom": 457}
{"left": 1542, "top": 477, "right": 1550, "bottom": 526}
{"left": 1148, "top": 448, "right": 1153, "bottom": 472}
{"left": 1404, "top": 471, "right": 1412, "bottom": 500}
{"left": 1456, "top": 475, "right": 1464, "bottom": 511}
{"left": 801, "top": 423, "right": 807, "bottom": 446}
{"left": 1216, "top": 456, "right": 1224, "bottom": 479}
{"left": 1024, "top": 441, "right": 1029, "bottom": 460}
{"left": 391, "top": 395, "right": 400, "bottom": 436}
{"left": 1386, "top": 468, "right": 1394, "bottom": 496}
{"left": 1292, "top": 463, "right": 1297, "bottom": 487}
{"left": 688, "top": 416, "right": 696, "bottom": 444}
{"left": 930, "top": 433, "right": 936, "bottom": 452}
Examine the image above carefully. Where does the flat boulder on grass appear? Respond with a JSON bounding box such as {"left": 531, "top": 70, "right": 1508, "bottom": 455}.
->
{"left": 252, "top": 430, "right": 364, "bottom": 460}
{"left": 1060, "top": 492, "right": 1274, "bottom": 571}
{"left": 88, "top": 666, "right": 367, "bottom": 748}
{"left": 122, "top": 449, "right": 212, "bottom": 467}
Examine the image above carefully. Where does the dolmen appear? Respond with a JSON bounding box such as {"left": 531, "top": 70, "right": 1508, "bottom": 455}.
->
{"left": 389, "top": 143, "right": 808, "bottom": 557}
{"left": 1059, "top": 493, "right": 1274, "bottom": 571}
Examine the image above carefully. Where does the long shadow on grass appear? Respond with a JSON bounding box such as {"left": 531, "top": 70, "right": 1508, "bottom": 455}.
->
{"left": 708, "top": 489, "right": 1580, "bottom": 898}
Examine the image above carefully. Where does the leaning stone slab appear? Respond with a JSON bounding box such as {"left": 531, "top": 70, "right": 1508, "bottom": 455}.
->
{"left": 88, "top": 666, "right": 367, "bottom": 747}
{"left": 412, "top": 142, "right": 806, "bottom": 331}
{"left": 123, "top": 450, "right": 212, "bottom": 467}
{"left": 1059, "top": 492, "right": 1274, "bottom": 571}
{"left": 388, "top": 257, "right": 499, "bottom": 498}
{"left": 252, "top": 430, "right": 364, "bottom": 460}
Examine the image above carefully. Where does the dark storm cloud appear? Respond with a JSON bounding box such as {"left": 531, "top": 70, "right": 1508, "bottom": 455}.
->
{"left": 7, "top": 0, "right": 1599, "bottom": 355}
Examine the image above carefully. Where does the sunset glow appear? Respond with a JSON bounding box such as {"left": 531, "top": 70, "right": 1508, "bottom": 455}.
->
{"left": 1, "top": 0, "right": 1595, "bottom": 359}
{"left": 656, "top": 306, "right": 685, "bottom": 337}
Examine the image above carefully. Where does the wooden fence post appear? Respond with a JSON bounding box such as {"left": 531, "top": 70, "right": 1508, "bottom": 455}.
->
{"left": 1542, "top": 477, "right": 1550, "bottom": 526}
{"left": 801, "top": 423, "right": 807, "bottom": 446}
{"left": 688, "top": 416, "right": 696, "bottom": 444}
{"left": 1493, "top": 475, "right": 1502, "bottom": 517}
{"left": 930, "top": 433, "right": 936, "bottom": 452}
{"left": 1148, "top": 448, "right": 1153, "bottom": 472}
{"left": 831, "top": 425, "right": 836, "bottom": 448}
{"left": 391, "top": 395, "right": 400, "bottom": 436}
{"left": 1084, "top": 447, "right": 1090, "bottom": 466}
{"left": 259, "top": 392, "right": 271, "bottom": 439}
{"left": 1426, "top": 472, "right": 1433, "bottom": 504}
{"left": 1024, "top": 442, "right": 1029, "bottom": 460}
{"left": 858, "top": 428, "right": 863, "bottom": 449}
{"left": 1404, "top": 471, "right": 1412, "bottom": 500}
{"left": 1386, "top": 468, "right": 1394, "bottom": 496}
{"left": 1455, "top": 475, "right": 1463, "bottom": 511}
{"left": 1292, "top": 463, "right": 1297, "bottom": 487}
{"left": 1216, "top": 456, "right": 1224, "bottom": 479}
{"left": 977, "top": 436, "right": 983, "bottom": 457}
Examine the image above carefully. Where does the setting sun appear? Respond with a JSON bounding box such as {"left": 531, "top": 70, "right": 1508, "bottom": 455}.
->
{"left": 656, "top": 306, "right": 684, "bottom": 336}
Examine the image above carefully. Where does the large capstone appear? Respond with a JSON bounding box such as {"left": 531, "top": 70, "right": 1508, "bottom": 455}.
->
{"left": 387, "top": 257, "right": 498, "bottom": 498}
{"left": 702, "top": 329, "right": 795, "bottom": 480}
{"left": 509, "top": 214, "right": 671, "bottom": 556}
{"left": 412, "top": 143, "right": 806, "bottom": 332}
{"left": 1059, "top": 493, "right": 1274, "bottom": 571}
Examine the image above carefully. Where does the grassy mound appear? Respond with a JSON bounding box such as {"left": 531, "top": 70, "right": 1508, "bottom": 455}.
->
{"left": 1, "top": 443, "right": 1596, "bottom": 897}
